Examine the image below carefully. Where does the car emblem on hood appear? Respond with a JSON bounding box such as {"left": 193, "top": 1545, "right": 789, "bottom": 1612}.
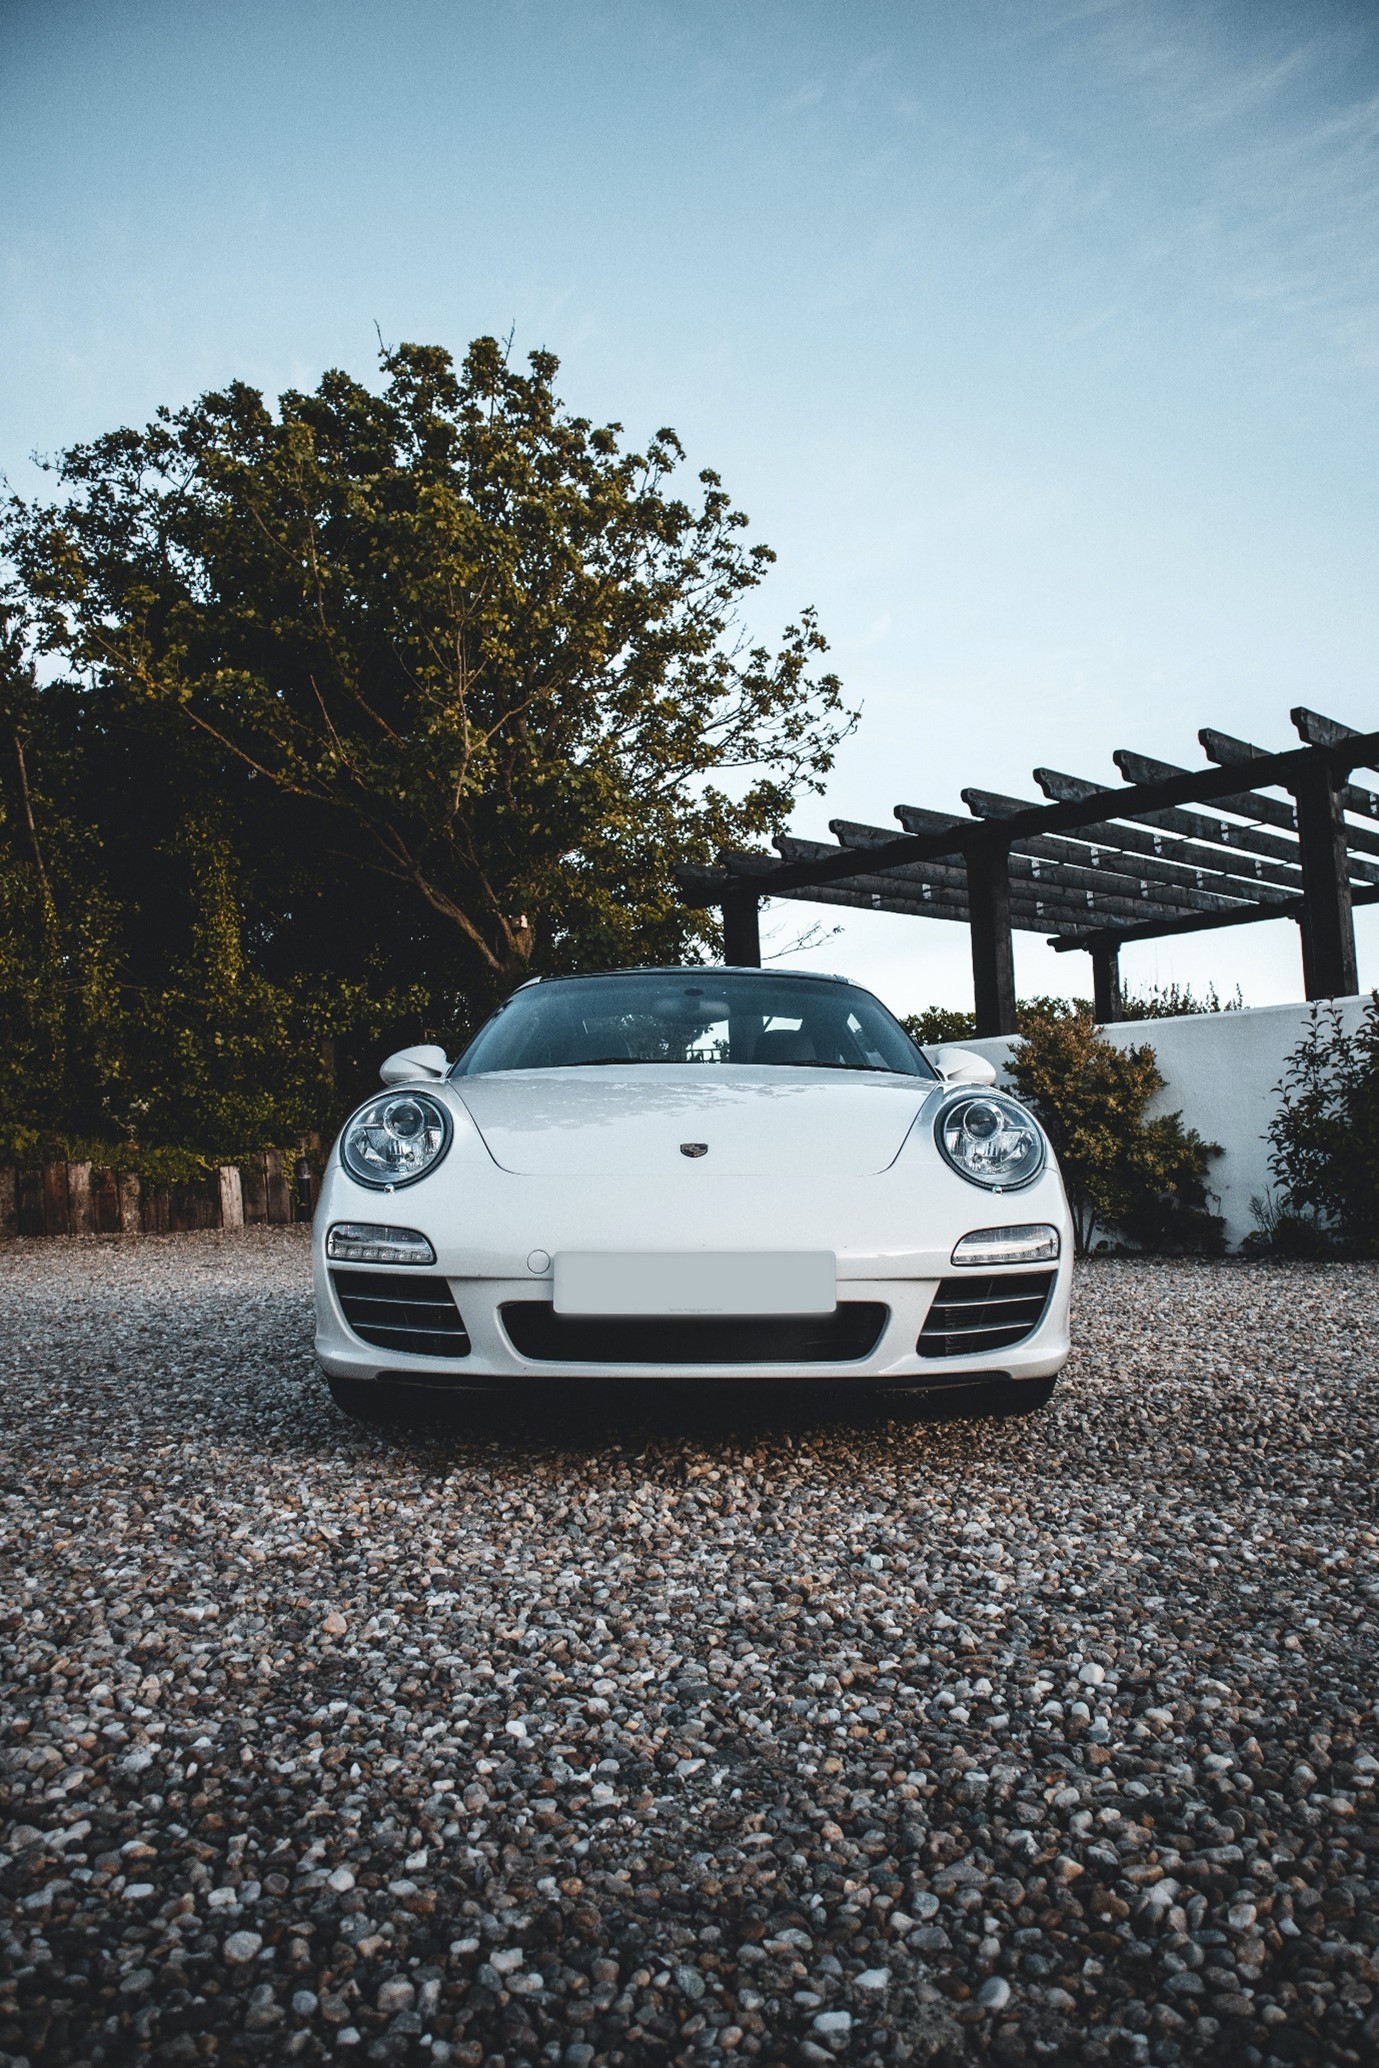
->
{"left": 679, "top": 1142, "right": 709, "bottom": 1158}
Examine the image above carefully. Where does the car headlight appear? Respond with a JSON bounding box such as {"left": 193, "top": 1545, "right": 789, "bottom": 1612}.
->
{"left": 936, "top": 1091, "right": 1045, "bottom": 1191}
{"left": 340, "top": 1092, "right": 453, "bottom": 1189}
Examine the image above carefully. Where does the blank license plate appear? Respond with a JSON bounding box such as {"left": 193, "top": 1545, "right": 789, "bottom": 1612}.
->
{"left": 553, "top": 1251, "right": 836, "bottom": 1317}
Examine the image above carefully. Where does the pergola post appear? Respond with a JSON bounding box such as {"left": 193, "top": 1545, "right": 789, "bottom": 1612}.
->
{"left": 1091, "top": 941, "right": 1122, "bottom": 1023}
{"left": 721, "top": 889, "right": 762, "bottom": 967}
{"left": 1291, "top": 760, "right": 1358, "bottom": 998}
{"left": 966, "top": 839, "right": 1017, "bottom": 1037}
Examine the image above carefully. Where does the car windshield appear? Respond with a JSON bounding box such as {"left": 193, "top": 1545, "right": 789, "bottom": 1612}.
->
{"left": 453, "top": 970, "right": 936, "bottom": 1078}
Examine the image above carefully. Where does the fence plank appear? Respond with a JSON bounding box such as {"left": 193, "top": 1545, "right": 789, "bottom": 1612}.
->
{"left": 67, "top": 1161, "right": 95, "bottom": 1236}
{"left": 17, "top": 1170, "right": 43, "bottom": 1237}
{"left": 118, "top": 1173, "right": 142, "bottom": 1234}
{"left": 92, "top": 1167, "right": 121, "bottom": 1234}
{"left": 0, "top": 1167, "right": 16, "bottom": 1239}
{"left": 43, "top": 1162, "right": 70, "bottom": 1237}
{"left": 265, "top": 1149, "right": 291, "bottom": 1225}
{"left": 242, "top": 1154, "right": 268, "bottom": 1225}
{"left": 218, "top": 1166, "right": 244, "bottom": 1230}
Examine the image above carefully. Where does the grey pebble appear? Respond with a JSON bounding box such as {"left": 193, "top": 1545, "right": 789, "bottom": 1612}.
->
{"left": 2, "top": 1234, "right": 1377, "bottom": 2067}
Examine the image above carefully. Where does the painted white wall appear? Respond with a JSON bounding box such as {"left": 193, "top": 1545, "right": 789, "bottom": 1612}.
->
{"left": 949, "top": 994, "right": 1374, "bottom": 1251}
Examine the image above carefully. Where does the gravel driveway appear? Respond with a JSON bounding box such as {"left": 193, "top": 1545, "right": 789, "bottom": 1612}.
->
{"left": 2, "top": 1234, "right": 1377, "bottom": 2068}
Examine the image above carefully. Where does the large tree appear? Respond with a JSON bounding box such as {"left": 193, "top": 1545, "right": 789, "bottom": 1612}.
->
{"left": 10, "top": 337, "right": 853, "bottom": 1009}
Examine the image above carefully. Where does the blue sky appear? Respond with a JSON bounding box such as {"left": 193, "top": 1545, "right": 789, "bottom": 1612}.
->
{"left": 3, "top": 0, "right": 1377, "bottom": 1011}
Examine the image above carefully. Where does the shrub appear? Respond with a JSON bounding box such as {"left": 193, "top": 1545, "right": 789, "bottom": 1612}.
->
{"left": 1006, "top": 1004, "right": 1223, "bottom": 1257}
{"left": 1119, "top": 980, "right": 1242, "bottom": 1019}
{"left": 1256, "top": 996, "right": 1379, "bottom": 1257}
{"left": 903, "top": 1006, "right": 978, "bottom": 1045}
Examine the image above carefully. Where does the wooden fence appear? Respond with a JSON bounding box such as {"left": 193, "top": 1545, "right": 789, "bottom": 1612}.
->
{"left": 0, "top": 1146, "right": 321, "bottom": 1239}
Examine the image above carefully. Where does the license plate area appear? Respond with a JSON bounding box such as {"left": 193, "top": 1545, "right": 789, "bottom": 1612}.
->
{"left": 552, "top": 1251, "right": 837, "bottom": 1317}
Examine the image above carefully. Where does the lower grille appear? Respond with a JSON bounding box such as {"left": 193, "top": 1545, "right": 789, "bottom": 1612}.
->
{"left": 918, "top": 1272, "right": 1054, "bottom": 1359}
{"left": 500, "top": 1302, "right": 888, "bottom": 1366}
{"left": 331, "top": 1270, "right": 471, "bottom": 1357}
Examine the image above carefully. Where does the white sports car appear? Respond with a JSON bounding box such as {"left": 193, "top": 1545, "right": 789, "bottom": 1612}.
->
{"left": 313, "top": 966, "right": 1072, "bottom": 1417}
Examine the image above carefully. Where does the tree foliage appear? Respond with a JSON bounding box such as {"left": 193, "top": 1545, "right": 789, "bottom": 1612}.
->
{"left": 0, "top": 337, "right": 852, "bottom": 1158}
{"left": 1257, "top": 996, "right": 1379, "bottom": 1257}
{"left": 1006, "top": 1003, "right": 1223, "bottom": 1256}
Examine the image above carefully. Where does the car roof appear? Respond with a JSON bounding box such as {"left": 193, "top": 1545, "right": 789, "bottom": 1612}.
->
{"left": 515, "top": 965, "right": 853, "bottom": 988}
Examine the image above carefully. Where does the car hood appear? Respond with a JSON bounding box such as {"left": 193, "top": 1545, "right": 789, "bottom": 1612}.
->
{"left": 452, "top": 1067, "right": 934, "bottom": 1177}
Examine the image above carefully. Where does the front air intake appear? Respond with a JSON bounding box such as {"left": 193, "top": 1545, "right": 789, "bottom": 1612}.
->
{"left": 331, "top": 1271, "right": 471, "bottom": 1357}
{"left": 917, "top": 1272, "right": 1054, "bottom": 1359}
{"left": 500, "top": 1303, "right": 888, "bottom": 1366}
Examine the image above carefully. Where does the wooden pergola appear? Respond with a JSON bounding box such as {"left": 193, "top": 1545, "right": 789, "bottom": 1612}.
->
{"left": 676, "top": 709, "right": 1379, "bottom": 1036}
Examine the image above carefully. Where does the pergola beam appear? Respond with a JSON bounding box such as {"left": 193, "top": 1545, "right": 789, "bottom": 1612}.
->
{"left": 677, "top": 729, "right": 1379, "bottom": 904}
{"left": 674, "top": 720, "right": 1379, "bottom": 1017}
{"left": 775, "top": 834, "right": 1211, "bottom": 930}
{"left": 1050, "top": 881, "right": 1379, "bottom": 954}
{"left": 954, "top": 791, "right": 1295, "bottom": 912}
{"left": 1034, "top": 766, "right": 1379, "bottom": 883}
{"left": 1202, "top": 725, "right": 1379, "bottom": 824}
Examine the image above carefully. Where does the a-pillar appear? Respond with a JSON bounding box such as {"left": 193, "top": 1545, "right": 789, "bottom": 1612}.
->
{"left": 967, "top": 839, "right": 1017, "bottom": 1037}
{"left": 721, "top": 889, "right": 762, "bottom": 968}
{"left": 1291, "top": 758, "right": 1358, "bottom": 999}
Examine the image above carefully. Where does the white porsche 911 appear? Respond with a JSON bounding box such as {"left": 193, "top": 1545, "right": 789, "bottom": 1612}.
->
{"left": 313, "top": 966, "right": 1072, "bottom": 1418}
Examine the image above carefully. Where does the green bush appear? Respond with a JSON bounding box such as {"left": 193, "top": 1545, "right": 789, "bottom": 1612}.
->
{"left": 1253, "top": 996, "right": 1379, "bottom": 1258}
{"left": 1006, "top": 1004, "right": 1223, "bottom": 1257}
{"left": 1119, "top": 980, "right": 1242, "bottom": 1019}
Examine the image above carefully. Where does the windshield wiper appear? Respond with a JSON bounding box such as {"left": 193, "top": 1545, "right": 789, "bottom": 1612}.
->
{"left": 559, "top": 1056, "right": 669, "bottom": 1067}
{"left": 757, "top": 1059, "right": 899, "bottom": 1073}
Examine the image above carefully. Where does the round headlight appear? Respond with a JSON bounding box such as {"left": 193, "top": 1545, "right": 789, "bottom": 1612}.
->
{"left": 936, "top": 1091, "right": 1045, "bottom": 1191}
{"left": 340, "top": 1091, "right": 453, "bottom": 1189}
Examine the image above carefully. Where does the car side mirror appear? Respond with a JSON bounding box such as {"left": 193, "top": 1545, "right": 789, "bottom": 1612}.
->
{"left": 928, "top": 1045, "right": 998, "bottom": 1086}
{"left": 379, "top": 1043, "right": 450, "bottom": 1086}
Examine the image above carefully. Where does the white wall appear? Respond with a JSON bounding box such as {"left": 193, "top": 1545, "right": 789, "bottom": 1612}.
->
{"left": 955, "top": 994, "right": 1374, "bottom": 1251}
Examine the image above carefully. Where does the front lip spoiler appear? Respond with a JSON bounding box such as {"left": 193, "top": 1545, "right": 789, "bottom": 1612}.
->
{"left": 353, "top": 1365, "right": 1021, "bottom": 1392}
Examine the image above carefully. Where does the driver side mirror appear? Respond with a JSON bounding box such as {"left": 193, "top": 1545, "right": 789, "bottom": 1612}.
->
{"left": 379, "top": 1043, "right": 450, "bottom": 1086}
{"left": 928, "top": 1045, "right": 998, "bottom": 1086}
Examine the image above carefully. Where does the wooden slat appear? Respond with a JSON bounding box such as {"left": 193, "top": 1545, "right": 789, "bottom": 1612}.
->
{"left": 67, "top": 1162, "right": 95, "bottom": 1237}
{"left": 824, "top": 818, "right": 1241, "bottom": 917}
{"left": 0, "top": 1167, "right": 16, "bottom": 1240}
{"left": 242, "top": 1154, "right": 269, "bottom": 1225}
{"left": 43, "top": 1162, "right": 70, "bottom": 1237}
{"left": 1118, "top": 745, "right": 1379, "bottom": 860}
{"left": 954, "top": 794, "right": 1290, "bottom": 911}
{"left": 17, "top": 1170, "right": 43, "bottom": 1237}
{"left": 265, "top": 1149, "right": 291, "bottom": 1226}
{"left": 769, "top": 837, "right": 1198, "bottom": 930}
{"left": 218, "top": 1166, "right": 244, "bottom": 1230}
{"left": 1050, "top": 879, "right": 1379, "bottom": 952}
{"left": 1202, "top": 725, "right": 1379, "bottom": 822}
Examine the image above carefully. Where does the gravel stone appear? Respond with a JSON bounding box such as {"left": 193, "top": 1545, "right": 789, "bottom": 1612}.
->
{"left": 2, "top": 1233, "right": 1378, "bottom": 2067}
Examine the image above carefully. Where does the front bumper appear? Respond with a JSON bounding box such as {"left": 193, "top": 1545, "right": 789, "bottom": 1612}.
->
{"left": 313, "top": 1268, "right": 1071, "bottom": 1389}
{"left": 312, "top": 1104, "right": 1073, "bottom": 1392}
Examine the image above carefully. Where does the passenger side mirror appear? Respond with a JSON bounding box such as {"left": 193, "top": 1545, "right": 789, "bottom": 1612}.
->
{"left": 928, "top": 1045, "right": 998, "bottom": 1086}
{"left": 379, "top": 1043, "right": 450, "bottom": 1086}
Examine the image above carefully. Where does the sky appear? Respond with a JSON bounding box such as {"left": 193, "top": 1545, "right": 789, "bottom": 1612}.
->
{"left": 2, "top": 0, "right": 1377, "bottom": 1014}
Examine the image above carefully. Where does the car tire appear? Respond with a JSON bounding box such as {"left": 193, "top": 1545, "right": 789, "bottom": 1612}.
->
{"left": 326, "top": 1375, "right": 401, "bottom": 1422}
{"left": 993, "top": 1378, "right": 1057, "bottom": 1417}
